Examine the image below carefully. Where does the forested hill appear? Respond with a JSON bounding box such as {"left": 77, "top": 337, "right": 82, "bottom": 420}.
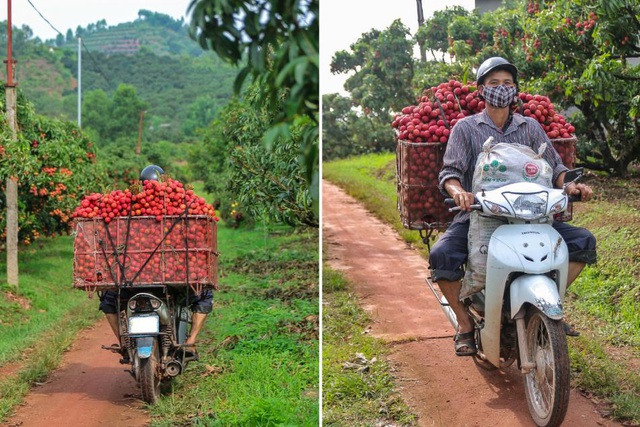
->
{"left": 0, "top": 10, "right": 237, "bottom": 142}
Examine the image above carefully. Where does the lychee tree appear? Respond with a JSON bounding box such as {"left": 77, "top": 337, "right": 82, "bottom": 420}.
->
{"left": 520, "top": 0, "right": 640, "bottom": 175}
{"left": 0, "top": 88, "right": 107, "bottom": 246}
{"left": 417, "top": 0, "right": 640, "bottom": 175}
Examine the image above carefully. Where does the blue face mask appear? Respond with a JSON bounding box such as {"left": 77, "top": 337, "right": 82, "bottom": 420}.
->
{"left": 483, "top": 85, "right": 517, "bottom": 108}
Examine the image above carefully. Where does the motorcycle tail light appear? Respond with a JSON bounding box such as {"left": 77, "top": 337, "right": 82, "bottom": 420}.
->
{"left": 129, "top": 298, "right": 153, "bottom": 312}
{"left": 150, "top": 299, "right": 161, "bottom": 310}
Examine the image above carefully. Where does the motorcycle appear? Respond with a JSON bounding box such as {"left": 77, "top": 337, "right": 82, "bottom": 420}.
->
{"left": 426, "top": 167, "right": 584, "bottom": 427}
{"left": 105, "top": 286, "right": 199, "bottom": 403}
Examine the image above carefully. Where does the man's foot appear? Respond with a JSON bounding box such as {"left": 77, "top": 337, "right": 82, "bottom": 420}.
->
{"left": 454, "top": 331, "right": 477, "bottom": 356}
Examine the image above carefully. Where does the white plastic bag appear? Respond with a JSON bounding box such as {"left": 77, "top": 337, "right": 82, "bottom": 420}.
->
{"left": 461, "top": 139, "right": 554, "bottom": 299}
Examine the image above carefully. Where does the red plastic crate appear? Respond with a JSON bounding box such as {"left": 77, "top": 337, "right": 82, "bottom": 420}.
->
{"left": 73, "top": 215, "right": 218, "bottom": 291}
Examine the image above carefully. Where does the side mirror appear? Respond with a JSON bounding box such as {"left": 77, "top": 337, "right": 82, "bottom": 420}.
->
{"left": 564, "top": 168, "right": 583, "bottom": 185}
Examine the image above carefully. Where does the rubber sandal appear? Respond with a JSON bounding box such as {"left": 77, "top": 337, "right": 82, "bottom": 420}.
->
{"left": 563, "top": 321, "right": 580, "bottom": 337}
{"left": 454, "top": 331, "right": 477, "bottom": 356}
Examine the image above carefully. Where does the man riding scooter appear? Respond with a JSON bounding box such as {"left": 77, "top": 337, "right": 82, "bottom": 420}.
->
{"left": 99, "top": 165, "right": 213, "bottom": 361}
{"left": 428, "top": 57, "right": 597, "bottom": 356}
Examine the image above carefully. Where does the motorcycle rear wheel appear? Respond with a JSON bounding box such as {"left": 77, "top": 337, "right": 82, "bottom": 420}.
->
{"left": 139, "top": 340, "right": 161, "bottom": 404}
{"left": 523, "top": 307, "right": 570, "bottom": 427}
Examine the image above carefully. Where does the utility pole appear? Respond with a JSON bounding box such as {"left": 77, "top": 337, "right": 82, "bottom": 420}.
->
{"left": 4, "top": 0, "right": 19, "bottom": 289}
{"left": 77, "top": 37, "right": 81, "bottom": 127}
{"left": 136, "top": 110, "right": 146, "bottom": 155}
{"left": 416, "top": 0, "right": 427, "bottom": 63}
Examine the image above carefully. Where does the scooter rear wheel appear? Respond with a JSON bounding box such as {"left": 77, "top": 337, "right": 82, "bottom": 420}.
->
{"left": 139, "top": 339, "right": 161, "bottom": 404}
{"left": 523, "top": 307, "right": 570, "bottom": 427}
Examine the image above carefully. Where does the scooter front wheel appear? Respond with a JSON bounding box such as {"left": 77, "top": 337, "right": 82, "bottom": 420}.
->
{"left": 523, "top": 307, "right": 570, "bottom": 427}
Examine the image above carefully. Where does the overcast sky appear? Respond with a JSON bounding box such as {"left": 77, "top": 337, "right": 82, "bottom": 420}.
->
{"left": 1, "top": 0, "right": 192, "bottom": 41}
{"left": 320, "top": 0, "right": 475, "bottom": 95}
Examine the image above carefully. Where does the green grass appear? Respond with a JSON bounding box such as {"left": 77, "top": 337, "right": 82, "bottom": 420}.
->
{"left": 322, "top": 267, "right": 417, "bottom": 426}
{"left": 324, "top": 153, "right": 640, "bottom": 425}
{"left": 0, "top": 236, "right": 101, "bottom": 420}
{"left": 149, "top": 223, "right": 319, "bottom": 426}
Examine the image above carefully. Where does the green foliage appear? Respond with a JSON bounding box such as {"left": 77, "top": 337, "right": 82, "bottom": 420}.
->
{"left": 416, "top": 6, "right": 470, "bottom": 61}
{"left": 0, "top": 19, "right": 237, "bottom": 144}
{"left": 520, "top": 0, "right": 640, "bottom": 175}
{"left": 0, "top": 88, "right": 107, "bottom": 244}
{"left": 189, "top": 0, "right": 319, "bottom": 218}
{"left": 331, "top": 19, "right": 415, "bottom": 117}
{"left": 96, "top": 138, "right": 147, "bottom": 187}
{"left": 325, "top": 20, "right": 416, "bottom": 161}
{"left": 322, "top": 94, "right": 395, "bottom": 161}
{"left": 192, "top": 84, "right": 317, "bottom": 228}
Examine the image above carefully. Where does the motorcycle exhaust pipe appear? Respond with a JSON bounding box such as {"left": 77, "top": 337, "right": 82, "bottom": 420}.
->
{"left": 166, "top": 360, "right": 183, "bottom": 377}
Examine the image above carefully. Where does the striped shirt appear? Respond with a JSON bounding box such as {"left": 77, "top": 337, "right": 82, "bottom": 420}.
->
{"left": 439, "top": 109, "right": 568, "bottom": 223}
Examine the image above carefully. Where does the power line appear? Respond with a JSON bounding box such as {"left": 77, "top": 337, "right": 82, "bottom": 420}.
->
{"left": 25, "top": 0, "right": 63, "bottom": 36}
{"left": 24, "top": 0, "right": 115, "bottom": 90}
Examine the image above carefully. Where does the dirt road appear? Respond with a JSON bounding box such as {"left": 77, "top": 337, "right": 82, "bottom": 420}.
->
{"left": 322, "top": 180, "right": 622, "bottom": 427}
{"left": 3, "top": 318, "right": 149, "bottom": 427}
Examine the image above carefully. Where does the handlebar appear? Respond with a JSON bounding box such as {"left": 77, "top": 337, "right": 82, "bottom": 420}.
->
{"left": 444, "top": 198, "right": 481, "bottom": 212}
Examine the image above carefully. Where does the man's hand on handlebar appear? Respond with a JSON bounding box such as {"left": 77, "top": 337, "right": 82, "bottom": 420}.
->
{"left": 452, "top": 190, "right": 476, "bottom": 211}
{"left": 564, "top": 182, "right": 593, "bottom": 202}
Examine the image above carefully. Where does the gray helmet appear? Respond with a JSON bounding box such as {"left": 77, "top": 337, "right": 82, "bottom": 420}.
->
{"left": 476, "top": 57, "right": 518, "bottom": 86}
{"left": 140, "top": 165, "right": 164, "bottom": 182}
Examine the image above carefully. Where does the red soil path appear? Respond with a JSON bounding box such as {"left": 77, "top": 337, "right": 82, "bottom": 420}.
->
{"left": 3, "top": 318, "right": 149, "bottom": 427}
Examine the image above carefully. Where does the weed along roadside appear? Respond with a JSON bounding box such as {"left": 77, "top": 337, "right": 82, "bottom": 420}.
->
{"left": 0, "top": 222, "right": 319, "bottom": 426}
{"left": 323, "top": 155, "right": 640, "bottom": 426}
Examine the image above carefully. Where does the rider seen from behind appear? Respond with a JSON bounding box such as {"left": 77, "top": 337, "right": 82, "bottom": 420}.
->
{"left": 99, "top": 165, "right": 213, "bottom": 362}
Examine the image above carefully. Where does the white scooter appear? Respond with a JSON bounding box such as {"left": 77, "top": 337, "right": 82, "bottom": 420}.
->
{"left": 426, "top": 168, "right": 583, "bottom": 427}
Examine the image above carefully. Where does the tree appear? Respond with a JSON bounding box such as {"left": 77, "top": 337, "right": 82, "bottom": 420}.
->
{"left": 81, "top": 85, "right": 148, "bottom": 146}
{"left": 188, "top": 0, "right": 319, "bottom": 218}
{"left": 0, "top": 88, "right": 107, "bottom": 246}
{"left": 325, "top": 20, "right": 415, "bottom": 160}
{"left": 331, "top": 19, "right": 416, "bottom": 117}
{"left": 415, "top": 6, "right": 470, "bottom": 61}
{"left": 322, "top": 93, "right": 395, "bottom": 161}
{"left": 191, "top": 83, "right": 316, "bottom": 228}
{"left": 107, "top": 84, "right": 148, "bottom": 141}
{"left": 521, "top": 0, "right": 640, "bottom": 175}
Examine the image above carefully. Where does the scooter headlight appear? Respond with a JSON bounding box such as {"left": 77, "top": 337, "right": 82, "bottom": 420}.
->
{"left": 503, "top": 191, "right": 548, "bottom": 220}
